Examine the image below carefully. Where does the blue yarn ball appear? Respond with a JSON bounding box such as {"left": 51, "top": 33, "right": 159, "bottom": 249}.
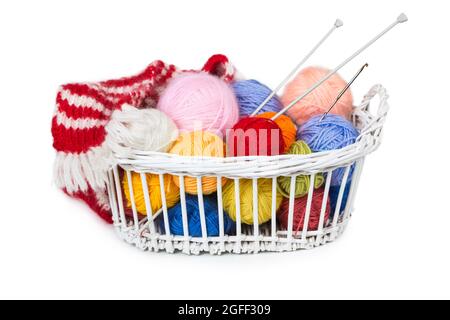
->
{"left": 298, "top": 114, "right": 359, "bottom": 186}
{"left": 329, "top": 182, "right": 351, "bottom": 218}
{"left": 232, "top": 80, "right": 282, "bottom": 118}
{"left": 161, "top": 194, "right": 234, "bottom": 237}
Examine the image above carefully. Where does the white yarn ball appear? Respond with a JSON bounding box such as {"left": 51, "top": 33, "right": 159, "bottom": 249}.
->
{"left": 106, "top": 104, "right": 178, "bottom": 157}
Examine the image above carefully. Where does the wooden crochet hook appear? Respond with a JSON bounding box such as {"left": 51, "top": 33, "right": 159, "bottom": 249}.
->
{"left": 320, "top": 63, "right": 369, "bottom": 121}
{"left": 272, "top": 13, "right": 408, "bottom": 121}
{"left": 250, "top": 19, "right": 343, "bottom": 116}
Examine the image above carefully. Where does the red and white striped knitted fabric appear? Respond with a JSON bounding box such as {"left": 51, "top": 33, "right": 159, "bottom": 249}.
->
{"left": 52, "top": 54, "right": 236, "bottom": 223}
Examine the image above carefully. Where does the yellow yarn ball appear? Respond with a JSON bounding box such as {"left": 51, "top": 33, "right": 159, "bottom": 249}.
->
{"left": 222, "top": 178, "right": 283, "bottom": 225}
{"left": 169, "top": 131, "right": 227, "bottom": 195}
{"left": 123, "top": 172, "right": 180, "bottom": 216}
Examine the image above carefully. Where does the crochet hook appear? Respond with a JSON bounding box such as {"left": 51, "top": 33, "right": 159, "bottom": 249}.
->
{"left": 320, "top": 63, "right": 368, "bottom": 121}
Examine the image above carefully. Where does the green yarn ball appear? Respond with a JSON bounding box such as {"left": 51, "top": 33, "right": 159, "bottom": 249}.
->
{"left": 277, "top": 140, "right": 324, "bottom": 198}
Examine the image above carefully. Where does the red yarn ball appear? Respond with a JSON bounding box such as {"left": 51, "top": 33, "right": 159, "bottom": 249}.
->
{"left": 227, "top": 117, "right": 285, "bottom": 156}
{"left": 278, "top": 188, "right": 331, "bottom": 232}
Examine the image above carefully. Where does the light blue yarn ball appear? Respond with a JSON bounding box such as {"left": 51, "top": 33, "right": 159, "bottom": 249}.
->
{"left": 161, "top": 194, "right": 235, "bottom": 237}
{"left": 232, "top": 80, "right": 282, "bottom": 118}
{"left": 298, "top": 114, "right": 359, "bottom": 186}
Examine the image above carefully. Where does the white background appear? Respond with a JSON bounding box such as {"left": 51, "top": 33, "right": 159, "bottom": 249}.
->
{"left": 0, "top": 0, "right": 449, "bottom": 300}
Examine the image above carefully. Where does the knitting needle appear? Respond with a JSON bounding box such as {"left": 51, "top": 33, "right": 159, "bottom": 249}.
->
{"left": 250, "top": 19, "right": 344, "bottom": 116}
{"left": 320, "top": 63, "right": 368, "bottom": 121}
{"left": 272, "top": 13, "right": 408, "bottom": 121}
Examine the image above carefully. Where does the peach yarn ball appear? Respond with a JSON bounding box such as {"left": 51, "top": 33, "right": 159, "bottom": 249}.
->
{"left": 169, "top": 131, "right": 227, "bottom": 195}
{"left": 281, "top": 66, "right": 353, "bottom": 126}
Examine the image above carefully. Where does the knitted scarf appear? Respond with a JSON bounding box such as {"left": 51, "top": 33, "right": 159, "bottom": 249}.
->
{"left": 52, "top": 54, "right": 236, "bottom": 223}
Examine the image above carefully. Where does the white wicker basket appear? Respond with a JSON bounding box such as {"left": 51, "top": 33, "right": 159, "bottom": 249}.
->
{"left": 106, "top": 85, "right": 389, "bottom": 255}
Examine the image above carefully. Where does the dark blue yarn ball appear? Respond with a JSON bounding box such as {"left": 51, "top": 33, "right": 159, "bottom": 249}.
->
{"left": 329, "top": 182, "right": 351, "bottom": 218}
{"left": 232, "top": 79, "right": 282, "bottom": 118}
{"left": 161, "top": 194, "right": 234, "bottom": 237}
{"left": 298, "top": 114, "right": 359, "bottom": 186}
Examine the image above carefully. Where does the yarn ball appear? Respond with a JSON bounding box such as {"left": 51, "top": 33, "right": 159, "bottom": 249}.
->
{"left": 278, "top": 187, "right": 330, "bottom": 232}
{"left": 123, "top": 172, "right": 180, "bottom": 216}
{"left": 227, "top": 117, "right": 285, "bottom": 156}
{"left": 232, "top": 80, "right": 282, "bottom": 118}
{"left": 169, "top": 131, "right": 227, "bottom": 194}
{"left": 298, "top": 114, "right": 359, "bottom": 186}
{"left": 222, "top": 178, "right": 283, "bottom": 225}
{"left": 256, "top": 112, "right": 297, "bottom": 152}
{"left": 329, "top": 182, "right": 351, "bottom": 218}
{"left": 157, "top": 72, "right": 239, "bottom": 136}
{"left": 106, "top": 104, "right": 178, "bottom": 157}
{"left": 281, "top": 66, "right": 353, "bottom": 126}
{"left": 162, "top": 194, "right": 234, "bottom": 237}
{"left": 277, "top": 141, "right": 325, "bottom": 198}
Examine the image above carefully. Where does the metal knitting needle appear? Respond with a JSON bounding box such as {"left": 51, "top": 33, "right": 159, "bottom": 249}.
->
{"left": 320, "top": 63, "right": 368, "bottom": 121}
{"left": 250, "top": 18, "right": 344, "bottom": 116}
{"left": 272, "top": 13, "right": 408, "bottom": 121}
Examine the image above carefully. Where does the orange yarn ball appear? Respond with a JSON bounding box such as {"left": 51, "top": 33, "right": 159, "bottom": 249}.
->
{"left": 123, "top": 172, "right": 180, "bottom": 216}
{"left": 281, "top": 66, "right": 353, "bottom": 126}
{"left": 256, "top": 112, "right": 297, "bottom": 153}
{"left": 169, "top": 131, "right": 227, "bottom": 195}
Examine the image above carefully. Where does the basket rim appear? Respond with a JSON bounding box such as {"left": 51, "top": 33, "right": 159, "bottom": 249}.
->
{"left": 111, "top": 85, "right": 388, "bottom": 177}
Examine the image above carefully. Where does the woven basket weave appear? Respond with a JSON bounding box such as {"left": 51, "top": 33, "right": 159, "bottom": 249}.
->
{"left": 106, "top": 85, "right": 389, "bottom": 255}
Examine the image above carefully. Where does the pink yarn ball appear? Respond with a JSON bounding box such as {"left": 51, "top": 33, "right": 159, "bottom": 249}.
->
{"left": 157, "top": 72, "right": 239, "bottom": 137}
{"left": 281, "top": 66, "right": 353, "bottom": 126}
